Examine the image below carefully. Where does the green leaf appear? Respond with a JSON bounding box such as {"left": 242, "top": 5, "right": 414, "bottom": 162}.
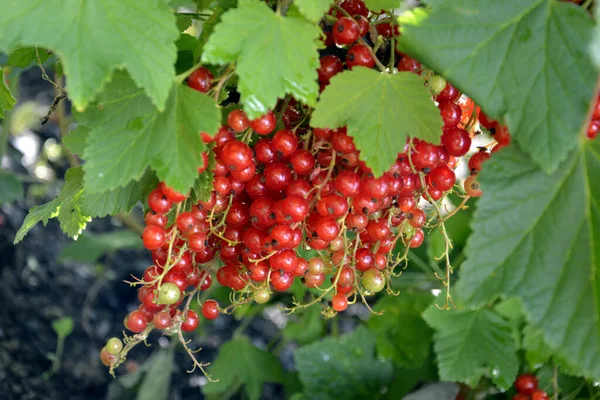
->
{"left": 592, "top": 1, "right": 600, "bottom": 69}
{"left": 202, "top": 0, "right": 321, "bottom": 118}
{"left": 522, "top": 325, "right": 552, "bottom": 368}
{"left": 7, "top": 46, "right": 50, "bottom": 68}
{"left": 364, "top": 0, "right": 402, "bottom": 12}
{"left": 367, "top": 292, "right": 434, "bottom": 368}
{"left": 60, "top": 230, "right": 143, "bottom": 263}
{"left": 0, "top": 170, "right": 24, "bottom": 204}
{"left": 14, "top": 167, "right": 91, "bottom": 243}
{"left": 189, "top": 151, "right": 216, "bottom": 204}
{"left": 283, "top": 306, "right": 324, "bottom": 345}
{"left": 383, "top": 360, "right": 438, "bottom": 400}
{"left": 202, "top": 336, "right": 284, "bottom": 400}
{"left": 295, "top": 326, "right": 393, "bottom": 400}
{"left": 294, "top": 0, "right": 333, "bottom": 22}
{"left": 176, "top": 15, "right": 193, "bottom": 32}
{"left": 398, "top": 0, "right": 596, "bottom": 172}
{"left": 0, "top": 0, "right": 178, "bottom": 111}
{"left": 0, "top": 69, "right": 17, "bottom": 118}
{"left": 456, "top": 140, "right": 600, "bottom": 379}
{"left": 194, "top": 0, "right": 212, "bottom": 10}
{"left": 51, "top": 316, "right": 74, "bottom": 338}
{"left": 63, "top": 126, "right": 90, "bottom": 158}
{"left": 522, "top": 325, "right": 583, "bottom": 376}
{"left": 136, "top": 346, "right": 174, "bottom": 400}
{"left": 81, "top": 72, "right": 220, "bottom": 194}
{"left": 311, "top": 68, "right": 443, "bottom": 176}
{"left": 14, "top": 200, "right": 61, "bottom": 244}
{"left": 494, "top": 298, "right": 525, "bottom": 347}
{"left": 82, "top": 179, "right": 142, "bottom": 218}
{"left": 423, "top": 305, "right": 519, "bottom": 390}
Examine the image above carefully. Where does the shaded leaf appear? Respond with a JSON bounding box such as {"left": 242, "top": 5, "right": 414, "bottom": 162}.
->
{"left": 60, "top": 231, "right": 143, "bottom": 263}
{"left": 456, "top": 141, "right": 600, "bottom": 379}
{"left": 202, "top": 336, "right": 284, "bottom": 400}
{"left": 367, "top": 292, "right": 434, "bottom": 368}
{"left": 295, "top": 326, "right": 393, "bottom": 400}
{"left": 423, "top": 305, "right": 519, "bottom": 390}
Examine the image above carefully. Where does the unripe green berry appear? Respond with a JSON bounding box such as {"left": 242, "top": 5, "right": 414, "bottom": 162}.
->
{"left": 254, "top": 288, "right": 271, "bottom": 304}
{"left": 362, "top": 269, "right": 385, "bottom": 293}
{"left": 429, "top": 75, "right": 447, "bottom": 96}
{"left": 106, "top": 337, "right": 123, "bottom": 355}
{"left": 401, "top": 222, "right": 415, "bottom": 239}
{"left": 158, "top": 283, "right": 181, "bottom": 305}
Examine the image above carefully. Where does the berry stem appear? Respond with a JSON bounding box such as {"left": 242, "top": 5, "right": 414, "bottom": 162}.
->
{"left": 211, "top": 64, "right": 235, "bottom": 102}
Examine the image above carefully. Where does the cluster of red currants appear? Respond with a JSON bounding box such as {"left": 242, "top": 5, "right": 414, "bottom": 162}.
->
{"left": 512, "top": 374, "right": 549, "bottom": 400}
{"left": 100, "top": 0, "right": 518, "bottom": 373}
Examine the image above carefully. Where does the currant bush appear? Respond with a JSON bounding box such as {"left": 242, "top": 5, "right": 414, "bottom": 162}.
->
{"left": 4, "top": 0, "right": 597, "bottom": 395}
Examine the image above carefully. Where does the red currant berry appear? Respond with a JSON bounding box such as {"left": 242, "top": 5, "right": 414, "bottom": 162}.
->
{"left": 250, "top": 111, "right": 276, "bottom": 135}
{"left": 271, "top": 270, "right": 294, "bottom": 291}
{"left": 428, "top": 165, "right": 456, "bottom": 191}
{"left": 354, "top": 15, "right": 369, "bottom": 36}
{"left": 397, "top": 56, "right": 421, "bottom": 73}
{"left": 468, "top": 150, "right": 491, "bottom": 173}
{"left": 142, "top": 225, "right": 167, "bottom": 250}
{"left": 153, "top": 310, "right": 172, "bottom": 330}
{"left": 181, "top": 310, "right": 200, "bottom": 332}
{"left": 346, "top": 44, "right": 375, "bottom": 69}
{"left": 220, "top": 140, "right": 253, "bottom": 171}
{"left": 159, "top": 182, "right": 187, "bottom": 203}
{"left": 272, "top": 129, "right": 298, "bottom": 158}
{"left": 436, "top": 82, "right": 461, "bottom": 103}
{"left": 269, "top": 249, "right": 298, "bottom": 273}
{"left": 339, "top": 0, "right": 368, "bottom": 17}
{"left": 290, "top": 149, "right": 316, "bottom": 175}
{"left": 318, "top": 55, "right": 343, "bottom": 85}
{"left": 125, "top": 310, "right": 148, "bottom": 333}
{"left": 332, "top": 293, "right": 348, "bottom": 312}
{"left": 587, "top": 119, "right": 599, "bottom": 140}
{"left": 464, "top": 174, "right": 482, "bottom": 197}
{"left": 515, "top": 374, "right": 538, "bottom": 395}
{"left": 366, "top": 219, "right": 391, "bottom": 241}
{"left": 407, "top": 208, "right": 426, "bottom": 228}
{"left": 531, "top": 390, "right": 549, "bottom": 400}
{"left": 148, "top": 188, "right": 172, "bottom": 214}
{"left": 145, "top": 212, "right": 167, "bottom": 228}
{"left": 227, "top": 109, "right": 250, "bottom": 133}
{"left": 438, "top": 100, "right": 462, "bottom": 127}
{"left": 263, "top": 162, "right": 293, "bottom": 191}
{"left": 314, "top": 217, "right": 341, "bottom": 241}
{"left": 442, "top": 127, "right": 471, "bottom": 157}
{"left": 201, "top": 300, "right": 220, "bottom": 320}
{"left": 333, "top": 17, "right": 360, "bottom": 45}
{"left": 187, "top": 67, "right": 213, "bottom": 93}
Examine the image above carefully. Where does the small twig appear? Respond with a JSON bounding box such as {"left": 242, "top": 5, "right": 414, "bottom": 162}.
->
{"left": 212, "top": 65, "right": 235, "bottom": 103}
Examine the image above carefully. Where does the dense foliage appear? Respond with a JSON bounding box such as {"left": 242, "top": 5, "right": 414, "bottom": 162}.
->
{"left": 1, "top": 0, "right": 599, "bottom": 398}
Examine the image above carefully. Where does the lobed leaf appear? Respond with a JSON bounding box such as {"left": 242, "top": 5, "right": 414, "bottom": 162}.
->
{"left": 311, "top": 68, "right": 443, "bottom": 176}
